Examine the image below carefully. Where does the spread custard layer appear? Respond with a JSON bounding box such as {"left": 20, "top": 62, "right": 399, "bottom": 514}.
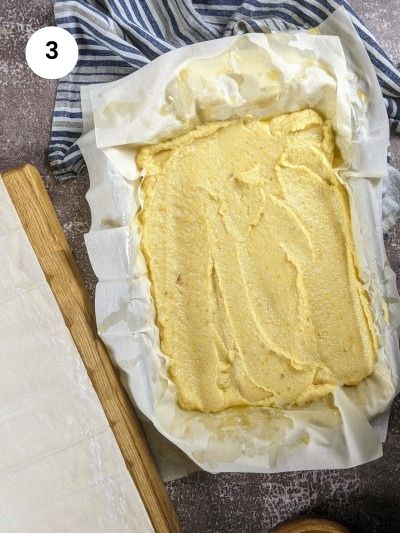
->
{"left": 137, "top": 109, "right": 377, "bottom": 413}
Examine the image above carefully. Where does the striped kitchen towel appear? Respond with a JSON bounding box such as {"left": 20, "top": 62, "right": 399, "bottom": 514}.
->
{"left": 50, "top": 0, "right": 400, "bottom": 181}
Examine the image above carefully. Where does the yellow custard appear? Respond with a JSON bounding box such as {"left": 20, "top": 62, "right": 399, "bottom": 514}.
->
{"left": 137, "top": 109, "right": 377, "bottom": 413}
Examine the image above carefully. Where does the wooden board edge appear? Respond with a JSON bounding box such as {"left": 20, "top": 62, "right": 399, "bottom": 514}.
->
{"left": 2, "top": 164, "right": 181, "bottom": 533}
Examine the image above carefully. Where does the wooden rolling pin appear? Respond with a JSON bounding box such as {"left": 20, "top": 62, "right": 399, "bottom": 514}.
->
{"left": 271, "top": 517, "right": 350, "bottom": 532}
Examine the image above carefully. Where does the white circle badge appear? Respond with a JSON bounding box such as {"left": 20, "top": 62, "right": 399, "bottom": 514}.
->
{"left": 26, "top": 26, "right": 78, "bottom": 80}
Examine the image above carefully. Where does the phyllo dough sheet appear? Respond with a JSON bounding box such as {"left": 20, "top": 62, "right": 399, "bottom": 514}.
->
{"left": 79, "top": 7, "right": 400, "bottom": 474}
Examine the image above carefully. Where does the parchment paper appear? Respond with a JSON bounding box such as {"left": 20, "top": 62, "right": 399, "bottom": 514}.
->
{"left": 78, "top": 7, "right": 400, "bottom": 477}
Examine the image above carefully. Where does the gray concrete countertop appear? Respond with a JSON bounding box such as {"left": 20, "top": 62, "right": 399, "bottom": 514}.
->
{"left": 1, "top": 1, "right": 400, "bottom": 531}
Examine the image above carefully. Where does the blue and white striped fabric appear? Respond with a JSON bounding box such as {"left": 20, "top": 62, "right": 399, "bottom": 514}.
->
{"left": 50, "top": 0, "right": 400, "bottom": 180}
